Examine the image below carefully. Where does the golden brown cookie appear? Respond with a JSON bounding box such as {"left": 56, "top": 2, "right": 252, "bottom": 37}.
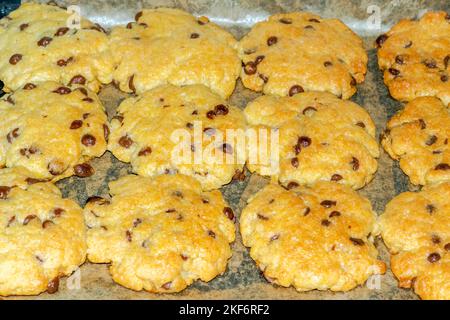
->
{"left": 379, "top": 182, "right": 450, "bottom": 300}
{"left": 84, "top": 174, "right": 235, "bottom": 293}
{"left": 108, "top": 84, "right": 247, "bottom": 191}
{"left": 108, "top": 8, "right": 240, "bottom": 98}
{"left": 244, "top": 91, "right": 379, "bottom": 189}
{"left": 381, "top": 97, "right": 450, "bottom": 186}
{"left": 0, "top": 81, "right": 108, "bottom": 181}
{"left": 240, "top": 182, "right": 385, "bottom": 292}
{"left": 238, "top": 12, "right": 367, "bottom": 99}
{"left": 0, "top": 167, "right": 86, "bottom": 296}
{"left": 376, "top": 11, "right": 450, "bottom": 105}
{"left": 0, "top": 2, "right": 113, "bottom": 92}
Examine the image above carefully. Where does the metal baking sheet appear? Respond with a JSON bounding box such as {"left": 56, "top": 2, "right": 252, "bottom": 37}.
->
{"left": 6, "top": 0, "right": 450, "bottom": 300}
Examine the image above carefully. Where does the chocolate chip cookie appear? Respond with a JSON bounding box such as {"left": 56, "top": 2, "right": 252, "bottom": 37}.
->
{"left": 0, "top": 81, "right": 108, "bottom": 181}
{"left": 108, "top": 8, "right": 240, "bottom": 98}
{"left": 240, "top": 182, "right": 385, "bottom": 292}
{"left": 0, "top": 167, "right": 86, "bottom": 296}
{"left": 377, "top": 11, "right": 450, "bottom": 105}
{"left": 244, "top": 91, "right": 379, "bottom": 189}
{"left": 381, "top": 97, "right": 449, "bottom": 186}
{"left": 0, "top": 2, "right": 113, "bottom": 93}
{"left": 238, "top": 12, "right": 367, "bottom": 99}
{"left": 108, "top": 84, "right": 246, "bottom": 191}
{"left": 379, "top": 182, "right": 450, "bottom": 300}
{"left": 84, "top": 174, "right": 235, "bottom": 293}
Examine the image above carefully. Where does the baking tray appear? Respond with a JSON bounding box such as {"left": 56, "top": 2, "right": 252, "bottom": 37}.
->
{"left": 4, "top": 0, "right": 450, "bottom": 300}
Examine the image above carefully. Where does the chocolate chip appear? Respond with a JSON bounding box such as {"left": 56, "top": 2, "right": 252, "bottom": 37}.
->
{"left": 302, "top": 106, "right": 317, "bottom": 115}
{"left": 349, "top": 237, "right": 364, "bottom": 246}
{"left": 203, "top": 127, "right": 216, "bottom": 136}
{"left": 69, "top": 75, "right": 86, "bottom": 85}
{"left": 331, "top": 174, "right": 343, "bottom": 181}
{"left": 223, "top": 207, "right": 235, "bottom": 221}
{"left": 309, "top": 18, "right": 320, "bottom": 23}
{"left": 375, "top": 34, "right": 388, "bottom": 48}
{"left": 162, "top": 282, "right": 172, "bottom": 290}
{"left": 303, "top": 207, "right": 310, "bottom": 216}
{"left": 426, "top": 204, "right": 436, "bottom": 214}
{"left": 20, "top": 146, "right": 39, "bottom": 158}
{"left": 291, "top": 157, "right": 299, "bottom": 168}
{"left": 23, "top": 214, "right": 37, "bottom": 225}
{"left": 6, "top": 216, "right": 15, "bottom": 227}
{"left": 166, "top": 208, "right": 176, "bottom": 213}
{"left": 126, "top": 22, "right": 133, "bottom": 29}
{"left": 221, "top": 143, "right": 233, "bottom": 154}
{"left": 441, "top": 75, "right": 448, "bottom": 82}
{"left": 70, "top": 120, "right": 82, "bottom": 129}
{"left": 81, "top": 134, "right": 96, "bottom": 146}
{"left": 57, "top": 57, "right": 73, "bottom": 67}
{"left": 418, "top": 119, "right": 426, "bottom": 129}
{"left": 9, "top": 54, "right": 22, "bottom": 65}
{"left": 25, "top": 177, "right": 47, "bottom": 185}
{"left": 244, "top": 61, "right": 257, "bottom": 75}
{"left": 47, "top": 277, "right": 59, "bottom": 294}
{"left": 138, "top": 147, "right": 152, "bottom": 156}
{"left": 53, "top": 208, "right": 65, "bottom": 217}
{"left": 42, "top": 220, "right": 54, "bottom": 229}
{"left": 126, "top": 230, "right": 132, "bottom": 242}
{"left": 173, "top": 191, "right": 183, "bottom": 198}
{"left": 214, "top": 104, "right": 229, "bottom": 115}
{"left": 320, "top": 200, "right": 336, "bottom": 208}
{"left": 425, "top": 135, "right": 437, "bottom": 146}
{"left": 53, "top": 86, "right": 71, "bottom": 95}
{"left": 444, "top": 55, "right": 450, "bottom": 69}
{"left": 74, "top": 163, "right": 94, "bottom": 177}
{"left": 435, "top": 163, "right": 450, "bottom": 170}
{"left": 135, "top": 11, "right": 143, "bottom": 21}
{"left": 286, "top": 181, "right": 299, "bottom": 190}
{"left": 324, "top": 61, "right": 333, "bottom": 67}
{"left": 423, "top": 59, "right": 437, "bottom": 68}
{"left": 129, "top": 74, "right": 136, "bottom": 93}
{"left": 55, "top": 27, "right": 69, "bottom": 36}
{"left": 279, "top": 18, "right": 292, "bottom": 24}
{"left": 289, "top": 85, "right": 304, "bottom": 96}
{"left": 0, "top": 186, "right": 11, "bottom": 199}
{"left": 304, "top": 25, "right": 314, "bottom": 29}
{"left": 445, "top": 243, "right": 450, "bottom": 251}
{"left": 181, "top": 254, "right": 189, "bottom": 261}
{"left": 427, "top": 252, "right": 441, "bottom": 263}
{"left": 22, "top": 83, "right": 36, "bottom": 90}
{"left": 119, "top": 135, "right": 133, "bottom": 148}
{"left": 208, "top": 230, "right": 216, "bottom": 238}
{"left": 206, "top": 110, "right": 216, "bottom": 119}
{"left": 186, "top": 122, "right": 193, "bottom": 129}
{"left": 270, "top": 234, "right": 280, "bottom": 241}
{"left": 37, "top": 36, "right": 52, "bottom": 47}
{"left": 190, "top": 33, "right": 200, "bottom": 39}
{"left": 350, "top": 157, "right": 360, "bottom": 171}
{"left": 388, "top": 68, "right": 400, "bottom": 76}
{"left": 257, "top": 214, "right": 269, "bottom": 220}
{"left": 133, "top": 218, "right": 142, "bottom": 228}
{"left": 19, "top": 23, "right": 29, "bottom": 31}
{"left": 267, "top": 36, "right": 278, "bottom": 46}
{"left": 103, "top": 124, "right": 110, "bottom": 141}
{"left": 321, "top": 219, "right": 331, "bottom": 226}
{"left": 404, "top": 41, "right": 412, "bottom": 48}
{"left": 431, "top": 235, "right": 441, "bottom": 244}
{"left": 6, "top": 128, "right": 19, "bottom": 143}
{"left": 298, "top": 136, "right": 311, "bottom": 148}
{"left": 329, "top": 211, "right": 341, "bottom": 218}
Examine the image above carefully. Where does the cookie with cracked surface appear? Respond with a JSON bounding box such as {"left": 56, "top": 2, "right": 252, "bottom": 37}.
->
{"left": 238, "top": 12, "right": 367, "bottom": 99}
{"left": 108, "top": 84, "right": 246, "bottom": 191}
{"left": 0, "top": 81, "right": 108, "bottom": 181}
{"left": 240, "top": 182, "right": 385, "bottom": 292}
{"left": 84, "top": 174, "right": 235, "bottom": 293}
{"left": 0, "top": 2, "right": 113, "bottom": 93}
{"left": 244, "top": 91, "right": 379, "bottom": 189}
{"left": 381, "top": 97, "right": 450, "bottom": 186}
{"left": 379, "top": 182, "right": 450, "bottom": 300}
{"left": 108, "top": 8, "right": 240, "bottom": 98}
{"left": 376, "top": 11, "right": 450, "bottom": 105}
{"left": 0, "top": 167, "right": 86, "bottom": 296}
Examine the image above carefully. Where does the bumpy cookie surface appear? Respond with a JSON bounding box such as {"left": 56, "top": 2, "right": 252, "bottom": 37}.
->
{"left": 381, "top": 97, "right": 449, "bottom": 186}
{"left": 84, "top": 174, "right": 235, "bottom": 293}
{"left": 0, "top": 2, "right": 113, "bottom": 92}
{"left": 244, "top": 92, "right": 379, "bottom": 189}
{"left": 108, "top": 84, "right": 246, "bottom": 190}
{"left": 0, "top": 167, "right": 86, "bottom": 296}
{"left": 379, "top": 183, "right": 450, "bottom": 300}
{"left": 376, "top": 11, "right": 450, "bottom": 105}
{"left": 108, "top": 8, "right": 240, "bottom": 98}
{"left": 238, "top": 12, "right": 367, "bottom": 99}
{"left": 240, "top": 182, "right": 385, "bottom": 292}
{"left": 0, "top": 81, "right": 108, "bottom": 181}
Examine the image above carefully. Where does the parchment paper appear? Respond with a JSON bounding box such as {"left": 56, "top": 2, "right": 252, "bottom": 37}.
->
{"left": 8, "top": 0, "right": 450, "bottom": 300}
